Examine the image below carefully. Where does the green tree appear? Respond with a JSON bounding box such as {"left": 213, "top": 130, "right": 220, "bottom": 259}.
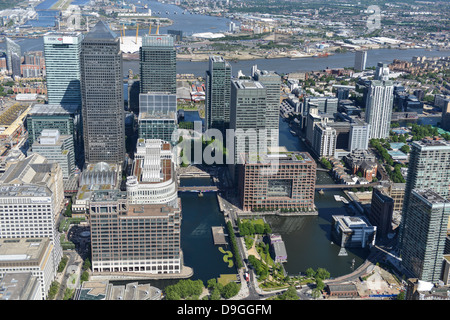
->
{"left": 305, "top": 267, "right": 315, "bottom": 278}
{"left": 83, "top": 258, "right": 91, "bottom": 271}
{"left": 220, "top": 282, "right": 240, "bottom": 299}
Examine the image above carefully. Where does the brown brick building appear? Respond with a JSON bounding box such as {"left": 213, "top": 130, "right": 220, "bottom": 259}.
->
{"left": 237, "top": 151, "right": 316, "bottom": 212}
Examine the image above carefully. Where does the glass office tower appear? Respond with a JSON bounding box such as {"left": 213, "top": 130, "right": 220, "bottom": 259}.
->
{"left": 205, "top": 55, "right": 232, "bottom": 132}
{"left": 139, "top": 35, "right": 176, "bottom": 95}
{"left": 44, "top": 32, "right": 83, "bottom": 106}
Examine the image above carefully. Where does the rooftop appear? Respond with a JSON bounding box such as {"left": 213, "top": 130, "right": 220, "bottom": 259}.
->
{"left": 0, "top": 238, "right": 51, "bottom": 267}
{"left": 83, "top": 21, "right": 117, "bottom": 41}
{"left": 29, "top": 104, "right": 79, "bottom": 116}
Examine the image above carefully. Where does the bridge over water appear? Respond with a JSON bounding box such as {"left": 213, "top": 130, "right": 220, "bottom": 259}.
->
{"left": 178, "top": 182, "right": 380, "bottom": 192}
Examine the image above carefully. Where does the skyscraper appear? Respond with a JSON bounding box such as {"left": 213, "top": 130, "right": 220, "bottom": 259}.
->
{"left": 139, "top": 34, "right": 176, "bottom": 94}
{"left": 354, "top": 50, "right": 367, "bottom": 72}
{"left": 5, "top": 37, "right": 21, "bottom": 77}
{"left": 205, "top": 55, "right": 232, "bottom": 132}
{"left": 252, "top": 68, "right": 281, "bottom": 146}
{"left": 401, "top": 189, "right": 450, "bottom": 282}
{"left": 44, "top": 32, "right": 83, "bottom": 106}
{"left": 365, "top": 80, "right": 394, "bottom": 139}
{"left": 80, "top": 21, "right": 125, "bottom": 164}
{"left": 399, "top": 138, "right": 450, "bottom": 247}
{"left": 229, "top": 79, "right": 270, "bottom": 181}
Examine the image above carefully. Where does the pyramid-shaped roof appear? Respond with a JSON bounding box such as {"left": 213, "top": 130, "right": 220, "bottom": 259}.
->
{"left": 84, "top": 20, "right": 117, "bottom": 40}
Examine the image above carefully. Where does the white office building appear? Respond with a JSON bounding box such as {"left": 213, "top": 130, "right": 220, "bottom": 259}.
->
{"left": 0, "top": 238, "right": 57, "bottom": 300}
{"left": 312, "top": 121, "right": 337, "bottom": 158}
{"left": 349, "top": 119, "right": 370, "bottom": 151}
{"left": 126, "top": 139, "right": 178, "bottom": 207}
{"left": 365, "top": 80, "right": 394, "bottom": 139}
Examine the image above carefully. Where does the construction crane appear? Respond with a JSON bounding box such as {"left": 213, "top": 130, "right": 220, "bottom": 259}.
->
{"left": 148, "top": 23, "right": 151, "bottom": 35}
{"left": 156, "top": 22, "right": 160, "bottom": 35}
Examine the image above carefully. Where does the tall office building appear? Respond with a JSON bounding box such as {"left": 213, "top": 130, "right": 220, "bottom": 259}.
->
{"left": 139, "top": 34, "right": 176, "bottom": 94}
{"left": 399, "top": 138, "right": 450, "bottom": 246}
{"left": 43, "top": 32, "right": 83, "bottom": 106}
{"left": 26, "top": 104, "right": 82, "bottom": 167}
{"left": 31, "top": 129, "right": 76, "bottom": 180}
{"left": 138, "top": 93, "right": 178, "bottom": 143}
{"left": 370, "top": 186, "right": 394, "bottom": 240}
{"left": 229, "top": 79, "right": 271, "bottom": 159}
{"left": 365, "top": 80, "right": 394, "bottom": 139}
{"left": 80, "top": 21, "right": 125, "bottom": 164}
{"left": 205, "top": 55, "right": 232, "bottom": 132}
{"left": 252, "top": 68, "right": 281, "bottom": 146}
{"left": 354, "top": 50, "right": 367, "bottom": 72}
{"left": 401, "top": 189, "right": 450, "bottom": 282}
{"left": 5, "top": 37, "right": 21, "bottom": 77}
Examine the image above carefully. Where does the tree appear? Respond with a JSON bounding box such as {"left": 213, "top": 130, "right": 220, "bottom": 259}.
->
{"left": 220, "top": 282, "right": 240, "bottom": 299}
{"left": 305, "top": 267, "right": 315, "bottom": 278}
{"left": 315, "top": 268, "right": 330, "bottom": 281}
{"left": 83, "top": 258, "right": 91, "bottom": 271}
{"left": 80, "top": 271, "right": 89, "bottom": 283}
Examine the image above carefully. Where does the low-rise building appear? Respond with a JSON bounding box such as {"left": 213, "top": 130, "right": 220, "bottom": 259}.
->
{"left": 0, "top": 238, "right": 56, "bottom": 300}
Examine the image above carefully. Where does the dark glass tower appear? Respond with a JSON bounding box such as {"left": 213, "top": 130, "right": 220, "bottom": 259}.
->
{"left": 80, "top": 21, "right": 125, "bottom": 164}
{"left": 139, "top": 34, "right": 176, "bottom": 94}
{"left": 205, "top": 55, "right": 231, "bottom": 132}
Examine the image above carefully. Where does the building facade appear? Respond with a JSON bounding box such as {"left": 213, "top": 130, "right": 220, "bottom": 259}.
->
{"left": 365, "top": 80, "right": 394, "bottom": 139}
{"left": 237, "top": 151, "right": 316, "bottom": 212}
{"left": 43, "top": 32, "right": 83, "bottom": 106}
{"left": 370, "top": 187, "right": 394, "bottom": 239}
{"left": 5, "top": 37, "right": 21, "bottom": 77}
{"left": 138, "top": 93, "right": 177, "bottom": 143}
{"left": 139, "top": 35, "right": 176, "bottom": 95}
{"left": 205, "top": 55, "right": 232, "bottom": 132}
{"left": 400, "top": 138, "right": 450, "bottom": 246}
{"left": 354, "top": 50, "right": 367, "bottom": 72}
{"left": 0, "top": 238, "right": 56, "bottom": 300}
{"left": 126, "top": 139, "right": 178, "bottom": 206}
{"left": 80, "top": 21, "right": 125, "bottom": 165}
{"left": 401, "top": 189, "right": 450, "bottom": 283}
{"left": 31, "top": 129, "right": 75, "bottom": 180}
{"left": 252, "top": 68, "right": 281, "bottom": 146}
{"left": 89, "top": 190, "right": 182, "bottom": 274}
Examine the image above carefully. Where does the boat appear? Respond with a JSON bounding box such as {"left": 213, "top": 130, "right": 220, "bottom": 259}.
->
{"left": 144, "top": 4, "right": 148, "bottom": 9}
{"left": 318, "top": 189, "right": 324, "bottom": 195}
{"left": 198, "top": 192, "right": 203, "bottom": 197}
{"left": 290, "top": 130, "right": 296, "bottom": 136}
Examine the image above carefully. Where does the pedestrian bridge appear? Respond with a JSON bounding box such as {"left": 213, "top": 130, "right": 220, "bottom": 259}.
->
{"left": 315, "top": 182, "right": 380, "bottom": 189}
{"left": 178, "top": 186, "right": 218, "bottom": 192}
